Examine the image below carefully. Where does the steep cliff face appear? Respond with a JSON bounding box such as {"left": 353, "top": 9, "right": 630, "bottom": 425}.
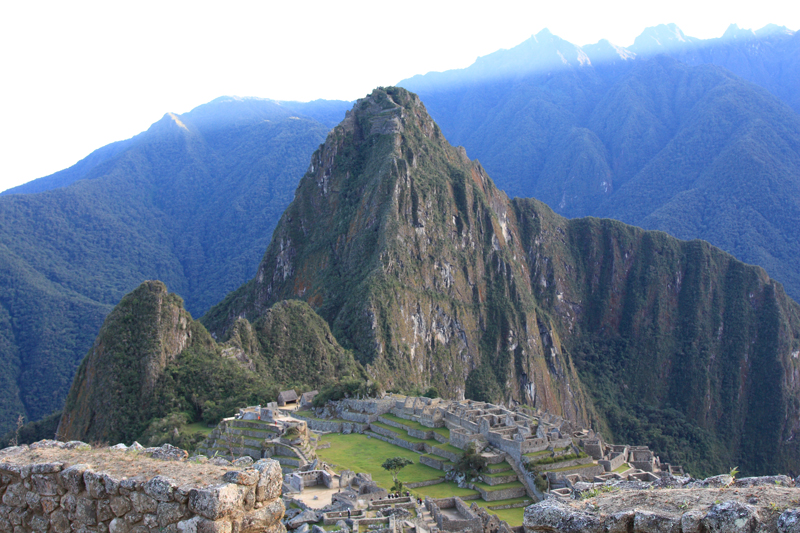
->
{"left": 204, "top": 87, "right": 800, "bottom": 475}
{"left": 514, "top": 199, "right": 800, "bottom": 474}
{"left": 58, "top": 281, "right": 204, "bottom": 443}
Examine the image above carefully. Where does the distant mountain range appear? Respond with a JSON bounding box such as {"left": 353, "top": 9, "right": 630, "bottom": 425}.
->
{"left": 0, "top": 97, "right": 351, "bottom": 434}
{"left": 399, "top": 24, "right": 800, "bottom": 302}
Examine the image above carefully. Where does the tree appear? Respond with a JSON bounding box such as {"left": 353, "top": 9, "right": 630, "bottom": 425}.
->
{"left": 423, "top": 387, "right": 439, "bottom": 399}
{"left": 454, "top": 442, "right": 485, "bottom": 478}
{"left": 382, "top": 456, "right": 413, "bottom": 491}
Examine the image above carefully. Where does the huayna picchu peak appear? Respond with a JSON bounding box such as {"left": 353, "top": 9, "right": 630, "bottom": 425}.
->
{"left": 193, "top": 87, "right": 800, "bottom": 477}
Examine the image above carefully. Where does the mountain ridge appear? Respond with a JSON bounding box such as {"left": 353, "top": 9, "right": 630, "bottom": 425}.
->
{"left": 0, "top": 96, "right": 351, "bottom": 434}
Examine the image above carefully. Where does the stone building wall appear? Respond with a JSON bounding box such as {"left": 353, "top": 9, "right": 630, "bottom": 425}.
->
{"left": 0, "top": 443, "right": 285, "bottom": 533}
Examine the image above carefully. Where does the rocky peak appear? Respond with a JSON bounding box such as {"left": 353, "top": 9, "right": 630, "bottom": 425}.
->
{"left": 630, "top": 23, "right": 694, "bottom": 55}
{"left": 721, "top": 23, "right": 757, "bottom": 41}
{"left": 57, "top": 281, "right": 200, "bottom": 443}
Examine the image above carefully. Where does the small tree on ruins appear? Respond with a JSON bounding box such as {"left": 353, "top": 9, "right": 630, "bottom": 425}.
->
{"left": 382, "top": 456, "right": 413, "bottom": 492}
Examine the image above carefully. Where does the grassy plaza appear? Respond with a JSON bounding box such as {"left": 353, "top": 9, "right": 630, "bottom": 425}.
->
{"left": 315, "top": 432, "right": 529, "bottom": 526}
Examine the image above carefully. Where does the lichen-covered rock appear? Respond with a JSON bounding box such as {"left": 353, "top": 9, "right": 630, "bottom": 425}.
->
{"left": 0, "top": 462, "right": 31, "bottom": 480}
{"left": 238, "top": 499, "right": 285, "bottom": 533}
{"left": 734, "top": 475, "right": 794, "bottom": 488}
{"left": 30, "top": 439, "right": 65, "bottom": 450}
{"left": 110, "top": 495, "right": 132, "bottom": 517}
{"left": 144, "top": 475, "right": 178, "bottom": 501}
{"left": 223, "top": 470, "right": 259, "bottom": 486}
{"left": 84, "top": 470, "right": 108, "bottom": 499}
{"left": 98, "top": 499, "right": 115, "bottom": 522}
{"left": 31, "top": 473, "right": 60, "bottom": 495}
{"left": 51, "top": 510, "right": 70, "bottom": 533}
{"left": 523, "top": 498, "right": 603, "bottom": 533}
{"left": 31, "top": 462, "right": 64, "bottom": 474}
{"left": 605, "top": 511, "right": 636, "bottom": 533}
{"left": 188, "top": 483, "right": 251, "bottom": 520}
{"left": 703, "top": 501, "right": 759, "bottom": 533}
{"left": 287, "top": 509, "right": 320, "bottom": 529}
{"left": 73, "top": 496, "right": 97, "bottom": 525}
{"left": 233, "top": 457, "right": 254, "bottom": 467}
{"left": 59, "top": 464, "right": 89, "bottom": 494}
{"left": 109, "top": 516, "right": 129, "bottom": 533}
{"left": 690, "top": 475, "right": 733, "bottom": 488}
{"left": 157, "top": 501, "right": 185, "bottom": 528}
{"left": 150, "top": 443, "right": 189, "bottom": 461}
{"left": 104, "top": 474, "right": 121, "bottom": 496}
{"left": 778, "top": 509, "right": 800, "bottom": 533}
{"left": 2, "top": 482, "right": 27, "bottom": 507}
{"left": 680, "top": 510, "right": 705, "bottom": 533}
{"left": 130, "top": 491, "right": 158, "bottom": 514}
{"left": 634, "top": 510, "right": 681, "bottom": 533}
{"left": 253, "top": 459, "right": 282, "bottom": 502}
{"left": 63, "top": 441, "right": 91, "bottom": 450}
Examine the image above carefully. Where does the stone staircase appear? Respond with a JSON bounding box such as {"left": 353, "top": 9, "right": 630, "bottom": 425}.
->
{"left": 416, "top": 504, "right": 437, "bottom": 533}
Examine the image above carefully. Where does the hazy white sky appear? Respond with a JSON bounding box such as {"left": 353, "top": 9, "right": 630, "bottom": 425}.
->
{"left": 1, "top": 0, "right": 798, "bottom": 192}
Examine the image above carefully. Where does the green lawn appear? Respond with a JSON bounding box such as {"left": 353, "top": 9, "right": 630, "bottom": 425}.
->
{"left": 411, "top": 481, "right": 480, "bottom": 499}
{"left": 544, "top": 462, "right": 599, "bottom": 473}
{"left": 486, "top": 460, "right": 512, "bottom": 472}
{"left": 371, "top": 422, "right": 438, "bottom": 445}
{"left": 472, "top": 480, "right": 525, "bottom": 492}
{"left": 371, "top": 421, "right": 404, "bottom": 436}
{"left": 432, "top": 443, "right": 464, "bottom": 457}
{"left": 316, "top": 433, "right": 442, "bottom": 488}
{"left": 523, "top": 449, "right": 551, "bottom": 458}
{"left": 380, "top": 414, "right": 450, "bottom": 439}
{"left": 484, "top": 470, "right": 516, "bottom": 478}
{"left": 422, "top": 453, "right": 454, "bottom": 466}
{"left": 185, "top": 421, "right": 214, "bottom": 436}
{"left": 613, "top": 462, "right": 631, "bottom": 473}
{"left": 484, "top": 497, "right": 532, "bottom": 508}
{"left": 472, "top": 502, "right": 525, "bottom": 526}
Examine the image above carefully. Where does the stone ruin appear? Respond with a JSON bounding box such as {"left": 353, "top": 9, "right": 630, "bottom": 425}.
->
{"left": 0, "top": 440, "right": 285, "bottom": 533}
{"left": 425, "top": 497, "right": 482, "bottom": 533}
{"left": 299, "top": 394, "right": 683, "bottom": 502}
{"left": 329, "top": 472, "right": 388, "bottom": 508}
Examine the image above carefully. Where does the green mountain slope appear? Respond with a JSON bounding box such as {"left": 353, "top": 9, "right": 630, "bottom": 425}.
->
{"left": 399, "top": 36, "right": 800, "bottom": 305}
{"left": 0, "top": 97, "right": 351, "bottom": 434}
{"left": 58, "top": 281, "right": 361, "bottom": 445}
{"left": 203, "top": 87, "right": 800, "bottom": 476}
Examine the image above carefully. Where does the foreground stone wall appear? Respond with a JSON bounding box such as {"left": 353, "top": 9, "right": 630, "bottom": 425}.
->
{"left": 0, "top": 442, "right": 285, "bottom": 533}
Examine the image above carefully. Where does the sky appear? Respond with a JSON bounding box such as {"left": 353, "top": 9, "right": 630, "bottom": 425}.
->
{"left": 1, "top": 0, "right": 798, "bottom": 192}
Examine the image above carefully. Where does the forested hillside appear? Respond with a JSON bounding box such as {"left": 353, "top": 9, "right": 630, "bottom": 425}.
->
{"left": 0, "top": 97, "right": 350, "bottom": 434}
